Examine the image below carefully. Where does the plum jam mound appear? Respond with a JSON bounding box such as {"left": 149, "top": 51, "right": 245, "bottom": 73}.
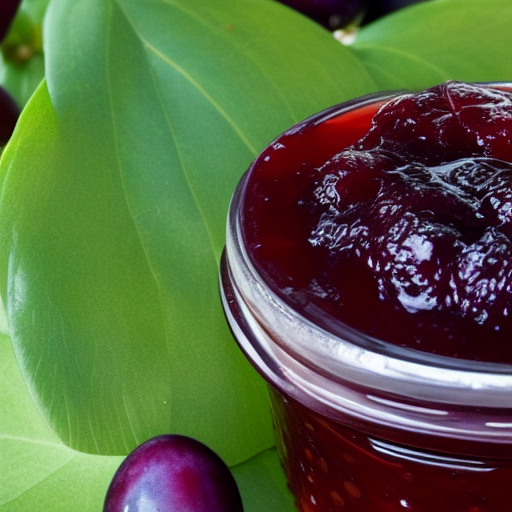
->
{"left": 242, "top": 81, "right": 512, "bottom": 363}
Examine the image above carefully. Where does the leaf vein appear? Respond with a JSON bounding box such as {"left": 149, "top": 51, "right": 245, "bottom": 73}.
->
{"left": 0, "top": 435, "right": 62, "bottom": 448}
{"left": 105, "top": 2, "right": 171, "bottom": 452}
{"left": 114, "top": 1, "right": 224, "bottom": 270}
{"left": 156, "top": 0, "right": 301, "bottom": 122}
{"left": 352, "top": 43, "right": 450, "bottom": 77}
{"left": 0, "top": 456, "right": 76, "bottom": 507}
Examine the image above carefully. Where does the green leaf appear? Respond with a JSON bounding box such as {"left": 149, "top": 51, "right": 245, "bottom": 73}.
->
{"left": 0, "top": 0, "right": 376, "bottom": 463}
{"left": 351, "top": 0, "right": 512, "bottom": 90}
{"left": 0, "top": 329, "right": 295, "bottom": 512}
{"left": 0, "top": 0, "right": 48, "bottom": 107}
{"left": 233, "top": 448, "right": 296, "bottom": 512}
{"left": 0, "top": 332, "right": 124, "bottom": 512}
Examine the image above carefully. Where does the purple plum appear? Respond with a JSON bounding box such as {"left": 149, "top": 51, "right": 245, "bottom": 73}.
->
{"left": 0, "top": 0, "right": 21, "bottom": 42}
{"left": 277, "top": 0, "right": 370, "bottom": 30}
{"left": 103, "top": 435, "right": 244, "bottom": 512}
{"left": 0, "top": 86, "right": 19, "bottom": 147}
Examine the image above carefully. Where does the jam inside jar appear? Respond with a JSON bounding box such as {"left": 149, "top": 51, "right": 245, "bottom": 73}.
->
{"left": 268, "top": 389, "right": 511, "bottom": 512}
{"left": 220, "top": 82, "right": 512, "bottom": 512}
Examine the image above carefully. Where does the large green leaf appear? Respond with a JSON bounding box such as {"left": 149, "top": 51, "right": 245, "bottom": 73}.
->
{"left": 0, "top": 0, "right": 376, "bottom": 462}
{"left": 352, "top": 0, "right": 512, "bottom": 89}
{"left": 0, "top": 331, "right": 295, "bottom": 512}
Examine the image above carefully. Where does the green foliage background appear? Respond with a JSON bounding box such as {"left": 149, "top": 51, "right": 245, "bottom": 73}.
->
{"left": 0, "top": 0, "right": 510, "bottom": 511}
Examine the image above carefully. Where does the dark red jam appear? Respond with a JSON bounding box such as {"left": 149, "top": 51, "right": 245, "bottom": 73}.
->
{"left": 269, "top": 388, "right": 511, "bottom": 512}
{"left": 242, "top": 81, "right": 512, "bottom": 364}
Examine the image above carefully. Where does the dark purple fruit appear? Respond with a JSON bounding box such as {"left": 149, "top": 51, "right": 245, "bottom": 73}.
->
{"left": 277, "top": 0, "right": 370, "bottom": 30}
{"left": 358, "top": 81, "right": 512, "bottom": 165}
{"left": 0, "top": 85, "right": 20, "bottom": 147}
{"left": 363, "top": 0, "right": 430, "bottom": 24}
{"left": 103, "top": 435, "right": 244, "bottom": 512}
{"left": 0, "top": 0, "right": 21, "bottom": 42}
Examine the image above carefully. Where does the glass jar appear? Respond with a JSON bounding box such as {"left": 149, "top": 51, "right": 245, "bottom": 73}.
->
{"left": 220, "top": 88, "right": 512, "bottom": 512}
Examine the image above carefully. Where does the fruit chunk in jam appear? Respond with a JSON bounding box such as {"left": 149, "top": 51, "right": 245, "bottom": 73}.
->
{"left": 242, "top": 81, "right": 512, "bottom": 363}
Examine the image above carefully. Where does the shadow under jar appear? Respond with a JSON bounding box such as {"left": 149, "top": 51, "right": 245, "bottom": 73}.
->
{"left": 220, "top": 82, "right": 512, "bottom": 512}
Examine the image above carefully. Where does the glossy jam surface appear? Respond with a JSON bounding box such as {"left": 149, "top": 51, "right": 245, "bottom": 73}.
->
{"left": 270, "top": 388, "right": 512, "bottom": 512}
{"left": 242, "top": 82, "right": 512, "bottom": 363}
